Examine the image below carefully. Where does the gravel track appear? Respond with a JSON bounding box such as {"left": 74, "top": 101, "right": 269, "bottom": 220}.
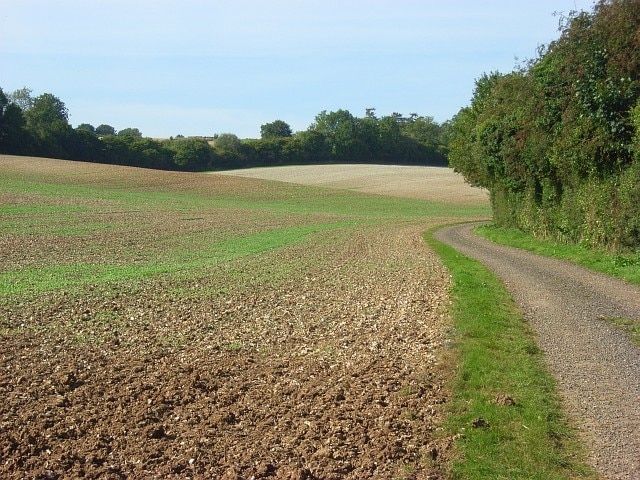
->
{"left": 434, "top": 223, "right": 640, "bottom": 480}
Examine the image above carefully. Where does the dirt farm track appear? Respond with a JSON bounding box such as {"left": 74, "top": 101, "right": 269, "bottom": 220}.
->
{"left": 0, "top": 156, "right": 488, "bottom": 479}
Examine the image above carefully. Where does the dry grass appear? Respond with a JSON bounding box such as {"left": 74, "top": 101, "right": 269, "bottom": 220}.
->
{"left": 215, "top": 164, "right": 489, "bottom": 204}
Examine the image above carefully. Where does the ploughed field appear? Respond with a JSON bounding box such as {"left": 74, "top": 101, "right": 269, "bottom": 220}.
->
{"left": 0, "top": 156, "right": 489, "bottom": 479}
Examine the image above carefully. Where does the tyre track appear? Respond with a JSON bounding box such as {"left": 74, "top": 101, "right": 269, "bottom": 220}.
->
{"left": 434, "top": 223, "right": 640, "bottom": 480}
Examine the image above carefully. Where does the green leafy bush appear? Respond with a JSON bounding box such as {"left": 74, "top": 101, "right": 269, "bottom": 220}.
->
{"left": 449, "top": 0, "right": 640, "bottom": 251}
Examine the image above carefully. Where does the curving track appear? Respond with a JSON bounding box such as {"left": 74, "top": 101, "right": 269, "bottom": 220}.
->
{"left": 434, "top": 223, "right": 640, "bottom": 480}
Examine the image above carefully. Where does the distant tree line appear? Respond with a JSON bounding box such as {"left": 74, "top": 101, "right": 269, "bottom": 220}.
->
{"left": 0, "top": 87, "right": 449, "bottom": 171}
{"left": 448, "top": 0, "right": 640, "bottom": 251}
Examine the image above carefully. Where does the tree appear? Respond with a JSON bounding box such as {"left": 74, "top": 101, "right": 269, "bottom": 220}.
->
{"left": 289, "top": 130, "right": 331, "bottom": 164}
{"left": 66, "top": 128, "right": 104, "bottom": 162}
{"left": 378, "top": 115, "right": 402, "bottom": 162}
{"left": 24, "top": 93, "right": 69, "bottom": 136}
{"left": 310, "top": 109, "right": 359, "bottom": 161}
{"left": 401, "top": 116, "right": 441, "bottom": 147}
{"left": 96, "top": 124, "right": 116, "bottom": 136}
{"left": 260, "top": 120, "right": 292, "bottom": 139}
{"left": 246, "top": 137, "right": 296, "bottom": 166}
{"left": 214, "top": 133, "right": 243, "bottom": 153}
{"left": 131, "top": 137, "right": 174, "bottom": 169}
{"left": 8, "top": 87, "right": 34, "bottom": 112}
{"left": 23, "top": 92, "right": 72, "bottom": 157}
{"left": 0, "top": 87, "right": 29, "bottom": 154}
{"left": 213, "top": 133, "right": 247, "bottom": 168}
{"left": 355, "top": 115, "right": 380, "bottom": 161}
{"left": 169, "top": 137, "right": 214, "bottom": 170}
{"left": 76, "top": 123, "right": 96, "bottom": 134}
{"left": 118, "top": 127, "right": 143, "bottom": 138}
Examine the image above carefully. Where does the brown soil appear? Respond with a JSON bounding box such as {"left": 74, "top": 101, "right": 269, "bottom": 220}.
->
{"left": 0, "top": 157, "right": 477, "bottom": 479}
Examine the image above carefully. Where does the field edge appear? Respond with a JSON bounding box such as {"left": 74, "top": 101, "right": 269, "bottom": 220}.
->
{"left": 425, "top": 225, "right": 597, "bottom": 479}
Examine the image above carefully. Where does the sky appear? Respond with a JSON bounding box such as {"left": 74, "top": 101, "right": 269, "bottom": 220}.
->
{"left": 1, "top": 0, "right": 595, "bottom": 139}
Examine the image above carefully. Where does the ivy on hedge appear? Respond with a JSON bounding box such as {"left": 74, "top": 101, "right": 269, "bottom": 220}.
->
{"left": 449, "top": 0, "right": 640, "bottom": 251}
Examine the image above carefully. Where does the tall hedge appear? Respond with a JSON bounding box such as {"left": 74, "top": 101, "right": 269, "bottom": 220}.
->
{"left": 449, "top": 0, "right": 640, "bottom": 250}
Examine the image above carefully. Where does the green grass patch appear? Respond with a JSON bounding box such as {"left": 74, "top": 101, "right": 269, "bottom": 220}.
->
{"left": 0, "top": 204, "right": 89, "bottom": 215}
{"left": 1, "top": 165, "right": 489, "bottom": 299}
{"left": 476, "top": 224, "right": 640, "bottom": 285}
{"left": 213, "top": 192, "right": 491, "bottom": 220}
{"left": 0, "top": 176, "right": 218, "bottom": 212}
{"left": 0, "top": 223, "right": 343, "bottom": 297}
{"left": 0, "top": 174, "right": 490, "bottom": 220}
{"left": 0, "top": 204, "right": 107, "bottom": 235}
{"left": 1, "top": 219, "right": 113, "bottom": 236}
{"left": 426, "top": 228, "right": 595, "bottom": 480}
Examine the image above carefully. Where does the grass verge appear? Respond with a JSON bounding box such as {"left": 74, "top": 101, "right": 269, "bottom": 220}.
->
{"left": 426, "top": 228, "right": 596, "bottom": 479}
{"left": 475, "top": 224, "right": 640, "bottom": 347}
{"left": 475, "top": 224, "right": 640, "bottom": 286}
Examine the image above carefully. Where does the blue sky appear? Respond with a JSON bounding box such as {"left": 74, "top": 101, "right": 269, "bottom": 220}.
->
{"left": 1, "top": 0, "right": 594, "bottom": 138}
